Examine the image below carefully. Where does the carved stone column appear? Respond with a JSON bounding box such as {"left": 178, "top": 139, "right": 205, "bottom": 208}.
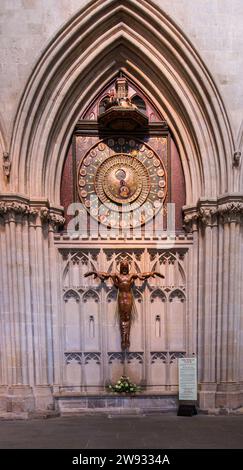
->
{"left": 198, "top": 204, "right": 219, "bottom": 408}
{"left": 0, "top": 195, "right": 64, "bottom": 414}
{"left": 215, "top": 199, "right": 243, "bottom": 408}
{"left": 186, "top": 202, "right": 219, "bottom": 408}
{"left": 184, "top": 195, "right": 243, "bottom": 410}
{"left": 184, "top": 209, "right": 199, "bottom": 357}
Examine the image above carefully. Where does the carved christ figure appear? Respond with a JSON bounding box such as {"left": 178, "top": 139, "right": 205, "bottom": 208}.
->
{"left": 84, "top": 260, "right": 164, "bottom": 351}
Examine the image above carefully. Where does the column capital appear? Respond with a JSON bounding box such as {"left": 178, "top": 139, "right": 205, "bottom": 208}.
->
{"left": 0, "top": 194, "right": 65, "bottom": 230}
{"left": 217, "top": 201, "right": 243, "bottom": 224}
{"left": 183, "top": 194, "right": 243, "bottom": 231}
{"left": 183, "top": 199, "right": 218, "bottom": 231}
{"left": 39, "top": 206, "right": 65, "bottom": 230}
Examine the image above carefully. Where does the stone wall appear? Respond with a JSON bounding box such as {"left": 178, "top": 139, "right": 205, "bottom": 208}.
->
{"left": 0, "top": 0, "right": 242, "bottom": 415}
{"left": 0, "top": 0, "right": 242, "bottom": 148}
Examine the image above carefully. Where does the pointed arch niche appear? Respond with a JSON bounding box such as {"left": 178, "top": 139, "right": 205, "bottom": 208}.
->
{"left": 4, "top": 0, "right": 241, "bottom": 408}
{"left": 10, "top": 0, "right": 233, "bottom": 206}
{"left": 34, "top": 0, "right": 229, "bottom": 395}
{"left": 60, "top": 72, "right": 186, "bottom": 231}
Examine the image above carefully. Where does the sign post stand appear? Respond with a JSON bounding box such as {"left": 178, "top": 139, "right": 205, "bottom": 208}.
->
{"left": 178, "top": 357, "right": 197, "bottom": 416}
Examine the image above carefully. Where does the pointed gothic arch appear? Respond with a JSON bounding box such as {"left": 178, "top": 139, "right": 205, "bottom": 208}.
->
{"left": 150, "top": 289, "right": 166, "bottom": 303}
{"left": 107, "top": 252, "right": 141, "bottom": 274}
{"left": 62, "top": 251, "right": 97, "bottom": 284}
{"left": 9, "top": 0, "right": 233, "bottom": 206}
{"left": 63, "top": 289, "right": 80, "bottom": 303}
{"left": 82, "top": 289, "right": 100, "bottom": 303}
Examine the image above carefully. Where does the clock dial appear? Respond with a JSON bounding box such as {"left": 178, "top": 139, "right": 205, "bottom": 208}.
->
{"left": 77, "top": 137, "right": 167, "bottom": 228}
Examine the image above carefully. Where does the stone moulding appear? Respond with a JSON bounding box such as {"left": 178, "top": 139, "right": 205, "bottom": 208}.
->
{"left": 183, "top": 195, "right": 243, "bottom": 230}
{"left": 9, "top": 0, "right": 235, "bottom": 205}
{"left": 0, "top": 195, "right": 65, "bottom": 229}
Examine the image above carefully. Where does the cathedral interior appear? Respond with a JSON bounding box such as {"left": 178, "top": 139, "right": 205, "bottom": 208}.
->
{"left": 0, "top": 0, "right": 243, "bottom": 429}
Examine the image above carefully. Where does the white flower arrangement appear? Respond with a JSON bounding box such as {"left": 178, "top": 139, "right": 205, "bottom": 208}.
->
{"left": 107, "top": 375, "right": 141, "bottom": 394}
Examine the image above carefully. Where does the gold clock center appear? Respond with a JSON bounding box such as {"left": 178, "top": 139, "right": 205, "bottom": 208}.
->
{"left": 95, "top": 154, "right": 150, "bottom": 207}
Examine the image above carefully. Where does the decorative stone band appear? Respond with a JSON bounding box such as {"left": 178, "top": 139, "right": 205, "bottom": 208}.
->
{"left": 0, "top": 201, "right": 37, "bottom": 217}
{"left": 183, "top": 196, "right": 243, "bottom": 231}
{"left": 218, "top": 202, "right": 243, "bottom": 224}
{"left": 0, "top": 197, "right": 65, "bottom": 230}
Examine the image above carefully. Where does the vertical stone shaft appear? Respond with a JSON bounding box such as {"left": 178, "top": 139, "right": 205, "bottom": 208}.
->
{"left": 200, "top": 211, "right": 217, "bottom": 384}
{"left": 0, "top": 219, "right": 8, "bottom": 385}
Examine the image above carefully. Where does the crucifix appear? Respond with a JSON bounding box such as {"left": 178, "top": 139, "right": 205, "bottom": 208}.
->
{"left": 84, "top": 260, "right": 164, "bottom": 350}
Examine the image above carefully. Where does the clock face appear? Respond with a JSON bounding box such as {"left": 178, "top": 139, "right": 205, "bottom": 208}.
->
{"left": 77, "top": 137, "right": 167, "bottom": 228}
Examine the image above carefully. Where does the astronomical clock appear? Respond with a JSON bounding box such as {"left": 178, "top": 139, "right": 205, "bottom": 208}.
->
{"left": 61, "top": 73, "right": 185, "bottom": 232}
{"left": 77, "top": 138, "right": 167, "bottom": 229}
{"left": 59, "top": 73, "right": 187, "bottom": 395}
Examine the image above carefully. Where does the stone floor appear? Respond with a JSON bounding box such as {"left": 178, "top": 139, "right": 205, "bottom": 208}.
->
{"left": 0, "top": 413, "right": 243, "bottom": 448}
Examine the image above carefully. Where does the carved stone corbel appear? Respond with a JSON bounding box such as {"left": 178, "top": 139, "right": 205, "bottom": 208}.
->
{"left": 183, "top": 203, "right": 218, "bottom": 231}
{"left": 183, "top": 211, "right": 199, "bottom": 233}
{"left": 40, "top": 207, "right": 65, "bottom": 230}
{"left": 198, "top": 206, "right": 218, "bottom": 226}
{"left": 233, "top": 151, "right": 241, "bottom": 167}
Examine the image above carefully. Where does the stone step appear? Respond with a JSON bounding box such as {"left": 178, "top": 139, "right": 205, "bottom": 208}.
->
{"left": 56, "top": 395, "right": 178, "bottom": 416}
{"left": 0, "top": 412, "right": 29, "bottom": 420}
{"left": 59, "top": 407, "right": 144, "bottom": 416}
